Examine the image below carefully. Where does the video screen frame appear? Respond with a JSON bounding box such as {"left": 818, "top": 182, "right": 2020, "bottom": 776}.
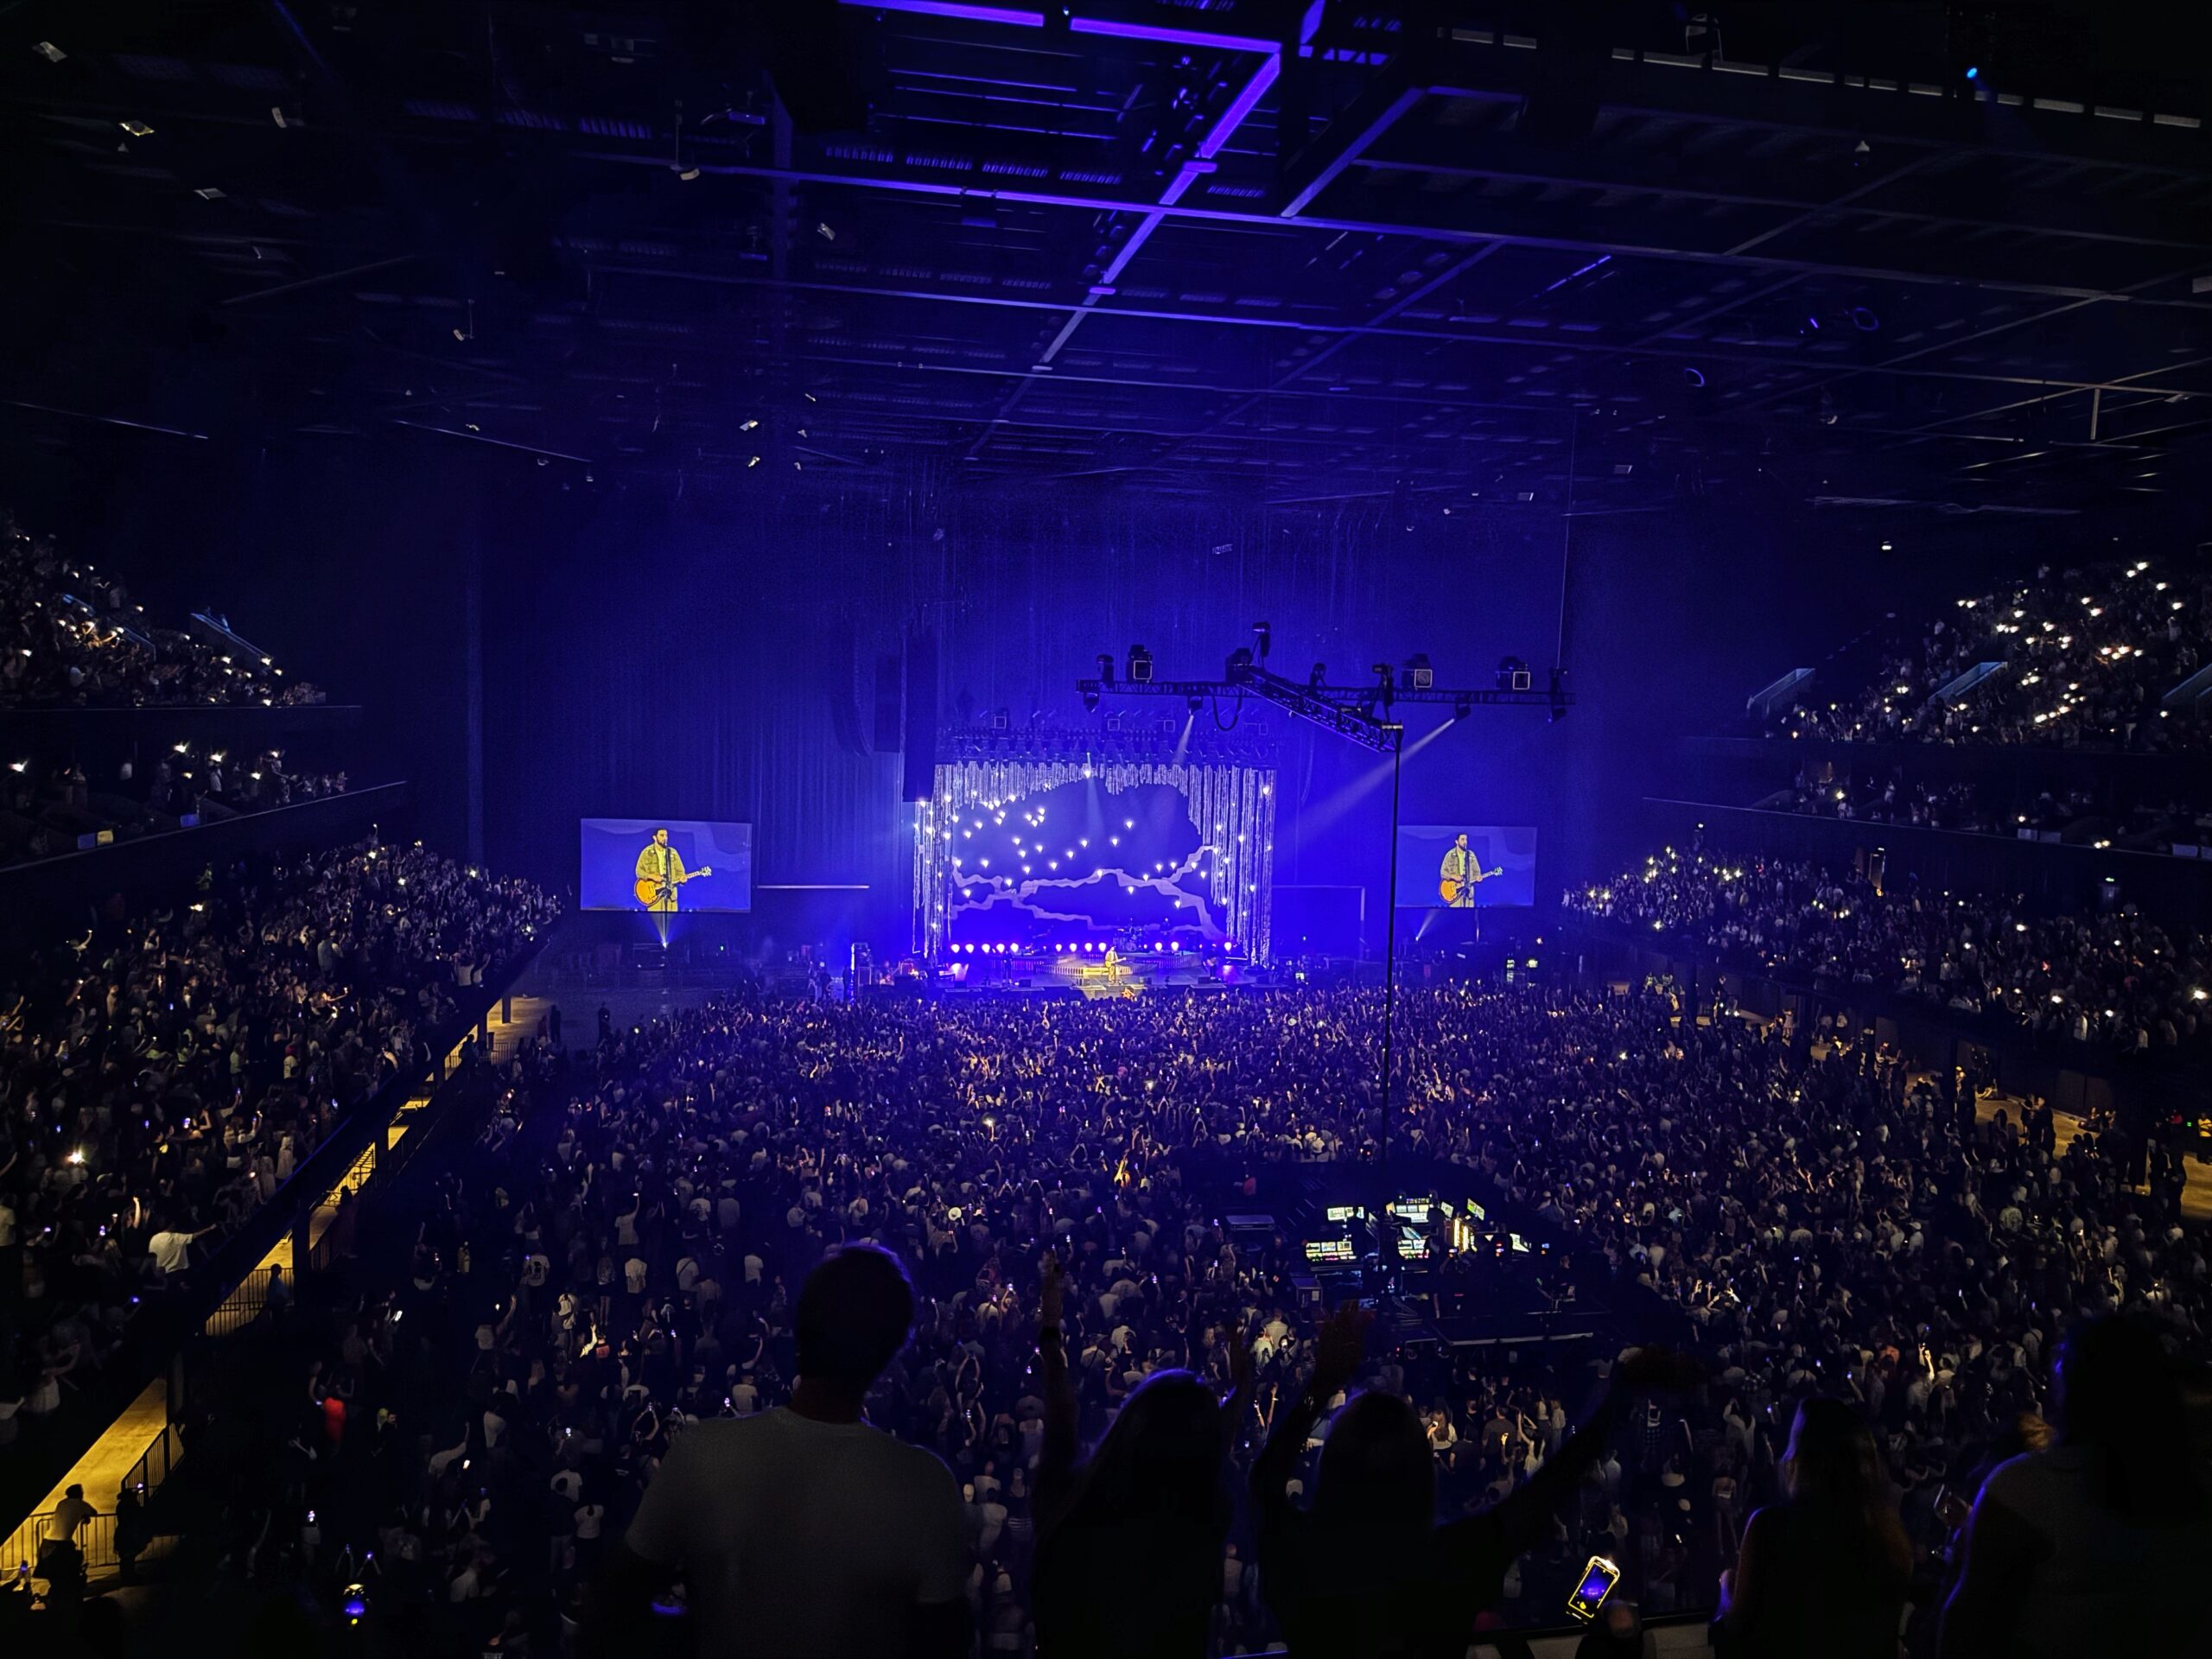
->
{"left": 580, "top": 817, "right": 754, "bottom": 912}
{"left": 1394, "top": 823, "right": 1539, "bottom": 909}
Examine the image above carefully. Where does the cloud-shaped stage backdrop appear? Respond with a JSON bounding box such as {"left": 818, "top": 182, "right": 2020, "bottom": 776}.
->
{"left": 945, "top": 779, "right": 1237, "bottom": 948}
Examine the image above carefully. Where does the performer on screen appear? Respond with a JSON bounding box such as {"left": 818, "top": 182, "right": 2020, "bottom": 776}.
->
{"left": 633, "top": 826, "right": 711, "bottom": 914}
{"left": 1438, "top": 831, "right": 1493, "bottom": 909}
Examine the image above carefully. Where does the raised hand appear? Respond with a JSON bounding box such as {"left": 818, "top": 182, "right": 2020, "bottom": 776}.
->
{"left": 1230, "top": 1321, "right": 1255, "bottom": 1399}
{"left": 1310, "top": 1301, "right": 1373, "bottom": 1398}
{"left": 1039, "top": 1251, "right": 1065, "bottom": 1329}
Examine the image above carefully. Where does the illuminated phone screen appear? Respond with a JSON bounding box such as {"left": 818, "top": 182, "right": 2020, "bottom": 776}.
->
{"left": 1567, "top": 1555, "right": 1622, "bottom": 1621}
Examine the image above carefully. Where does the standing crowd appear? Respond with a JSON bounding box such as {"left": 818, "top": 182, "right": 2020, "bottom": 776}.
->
{"left": 0, "top": 840, "right": 558, "bottom": 1477}
{"left": 150, "top": 979, "right": 2209, "bottom": 1657}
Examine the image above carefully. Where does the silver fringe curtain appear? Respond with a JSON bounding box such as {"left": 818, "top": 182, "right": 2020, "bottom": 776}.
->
{"left": 915, "top": 757, "right": 1277, "bottom": 961}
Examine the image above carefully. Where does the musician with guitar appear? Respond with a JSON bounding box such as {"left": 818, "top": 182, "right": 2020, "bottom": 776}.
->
{"left": 1438, "top": 831, "right": 1502, "bottom": 908}
{"left": 633, "top": 826, "right": 712, "bottom": 914}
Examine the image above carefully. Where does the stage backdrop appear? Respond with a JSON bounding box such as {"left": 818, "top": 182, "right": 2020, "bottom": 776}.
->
{"left": 918, "top": 755, "right": 1276, "bottom": 959}
{"left": 581, "top": 818, "right": 753, "bottom": 912}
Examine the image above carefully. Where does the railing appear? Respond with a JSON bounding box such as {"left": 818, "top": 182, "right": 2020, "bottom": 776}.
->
{"left": 0, "top": 781, "right": 410, "bottom": 938}
{"left": 0, "top": 1510, "right": 117, "bottom": 1580}
{"left": 203, "top": 1266, "right": 280, "bottom": 1338}
{"left": 1637, "top": 796, "right": 2212, "bottom": 929}
{"left": 1745, "top": 666, "right": 1813, "bottom": 723}
{"left": 124, "top": 1423, "right": 181, "bottom": 1497}
{"left": 0, "top": 941, "right": 543, "bottom": 1538}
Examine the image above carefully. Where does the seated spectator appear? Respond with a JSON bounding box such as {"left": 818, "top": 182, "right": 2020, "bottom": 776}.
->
{"left": 1565, "top": 840, "right": 2211, "bottom": 1048}
{"left": 1765, "top": 557, "right": 2209, "bottom": 753}
{"left": 1714, "top": 1398, "right": 1910, "bottom": 1658}
{"left": 0, "top": 513, "right": 324, "bottom": 709}
{"left": 1939, "top": 1315, "right": 2212, "bottom": 1658}
{"left": 590, "top": 1243, "right": 969, "bottom": 1659}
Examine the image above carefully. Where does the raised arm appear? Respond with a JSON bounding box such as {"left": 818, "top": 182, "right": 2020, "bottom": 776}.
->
{"left": 1251, "top": 1302, "right": 1370, "bottom": 1523}
{"left": 1036, "top": 1255, "right": 1078, "bottom": 1497}
{"left": 1479, "top": 1348, "right": 1695, "bottom": 1562}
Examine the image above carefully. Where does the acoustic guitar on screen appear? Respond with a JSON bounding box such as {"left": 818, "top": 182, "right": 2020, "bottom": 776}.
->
{"left": 1437, "top": 868, "right": 1502, "bottom": 905}
{"left": 634, "top": 867, "right": 712, "bottom": 910}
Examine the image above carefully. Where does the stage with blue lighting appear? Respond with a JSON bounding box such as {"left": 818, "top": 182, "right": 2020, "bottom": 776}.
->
{"left": 914, "top": 741, "right": 1276, "bottom": 963}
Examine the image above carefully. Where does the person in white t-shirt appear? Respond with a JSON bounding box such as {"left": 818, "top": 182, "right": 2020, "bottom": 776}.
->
{"left": 147, "top": 1223, "right": 213, "bottom": 1277}
{"left": 589, "top": 1244, "right": 968, "bottom": 1659}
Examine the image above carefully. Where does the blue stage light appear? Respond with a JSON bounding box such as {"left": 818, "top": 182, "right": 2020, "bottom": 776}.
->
{"left": 1965, "top": 64, "right": 1979, "bottom": 79}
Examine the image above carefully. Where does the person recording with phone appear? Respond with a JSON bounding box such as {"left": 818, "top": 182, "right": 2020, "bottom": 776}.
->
{"left": 1251, "top": 1304, "right": 1698, "bottom": 1658}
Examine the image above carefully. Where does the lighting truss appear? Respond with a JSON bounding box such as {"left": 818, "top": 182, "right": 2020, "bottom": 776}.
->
{"left": 1077, "top": 665, "right": 1573, "bottom": 752}
{"left": 1078, "top": 667, "right": 1400, "bottom": 753}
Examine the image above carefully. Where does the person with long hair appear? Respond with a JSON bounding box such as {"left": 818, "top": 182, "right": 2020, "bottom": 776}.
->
{"left": 1715, "top": 1397, "right": 1910, "bottom": 1657}
{"left": 1030, "top": 1253, "right": 1250, "bottom": 1659}
{"left": 1939, "top": 1314, "right": 2212, "bottom": 1658}
{"left": 1253, "top": 1303, "right": 1694, "bottom": 1659}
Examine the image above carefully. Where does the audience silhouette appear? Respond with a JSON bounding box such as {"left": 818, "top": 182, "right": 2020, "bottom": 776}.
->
{"left": 590, "top": 1245, "right": 969, "bottom": 1659}
{"left": 1940, "top": 1314, "right": 2212, "bottom": 1658}
{"left": 1716, "top": 1397, "right": 1910, "bottom": 1657}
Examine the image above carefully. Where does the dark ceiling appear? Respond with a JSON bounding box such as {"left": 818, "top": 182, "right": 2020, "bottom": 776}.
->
{"left": 3, "top": 0, "right": 2210, "bottom": 517}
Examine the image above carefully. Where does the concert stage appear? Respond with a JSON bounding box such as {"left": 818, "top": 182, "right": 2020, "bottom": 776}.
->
{"left": 915, "top": 723, "right": 1278, "bottom": 966}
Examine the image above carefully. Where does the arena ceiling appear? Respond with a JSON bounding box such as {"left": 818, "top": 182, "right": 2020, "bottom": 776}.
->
{"left": 3, "top": 1, "right": 2211, "bottom": 517}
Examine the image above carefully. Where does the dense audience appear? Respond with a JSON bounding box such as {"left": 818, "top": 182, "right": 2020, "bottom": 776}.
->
{"left": 1, "top": 741, "right": 349, "bottom": 870}
{"left": 0, "top": 841, "right": 557, "bottom": 1471}
{"left": 0, "top": 513, "right": 322, "bottom": 709}
{"left": 1769, "top": 557, "right": 2210, "bottom": 751}
{"left": 1765, "top": 766, "right": 2211, "bottom": 855}
{"left": 149, "top": 978, "right": 2207, "bottom": 1656}
{"left": 1565, "top": 842, "right": 2211, "bottom": 1050}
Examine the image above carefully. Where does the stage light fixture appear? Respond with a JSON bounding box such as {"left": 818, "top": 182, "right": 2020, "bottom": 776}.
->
{"left": 1497, "top": 656, "right": 1532, "bottom": 692}
{"left": 1453, "top": 695, "right": 1472, "bottom": 720}
{"left": 1549, "top": 665, "right": 1569, "bottom": 722}
{"left": 1225, "top": 646, "right": 1255, "bottom": 683}
{"left": 1186, "top": 693, "right": 1205, "bottom": 713}
{"left": 1406, "top": 653, "right": 1433, "bottom": 691}
{"left": 1252, "top": 620, "right": 1272, "bottom": 661}
{"left": 1096, "top": 652, "right": 1116, "bottom": 688}
{"left": 1309, "top": 661, "right": 1326, "bottom": 688}
{"left": 1081, "top": 685, "right": 1100, "bottom": 712}
{"left": 1128, "top": 645, "right": 1154, "bottom": 683}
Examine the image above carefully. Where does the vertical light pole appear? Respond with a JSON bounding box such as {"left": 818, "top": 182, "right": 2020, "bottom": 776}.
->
{"left": 1376, "top": 719, "right": 1405, "bottom": 1281}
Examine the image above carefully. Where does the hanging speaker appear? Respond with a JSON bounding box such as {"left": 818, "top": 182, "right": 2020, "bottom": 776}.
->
{"left": 901, "top": 629, "right": 938, "bottom": 802}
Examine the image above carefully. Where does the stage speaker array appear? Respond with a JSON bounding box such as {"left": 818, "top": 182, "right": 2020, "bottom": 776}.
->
{"left": 901, "top": 629, "right": 938, "bottom": 803}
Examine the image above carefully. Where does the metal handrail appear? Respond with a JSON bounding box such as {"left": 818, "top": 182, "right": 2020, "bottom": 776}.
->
{"left": 0, "top": 1510, "right": 117, "bottom": 1578}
